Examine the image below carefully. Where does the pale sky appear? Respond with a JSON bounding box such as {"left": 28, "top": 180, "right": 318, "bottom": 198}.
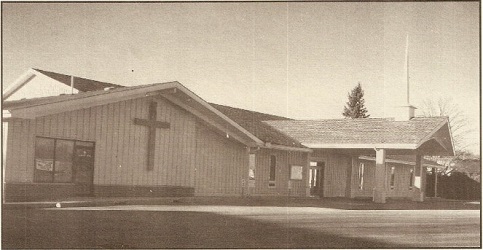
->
{"left": 2, "top": 2, "right": 480, "bottom": 154}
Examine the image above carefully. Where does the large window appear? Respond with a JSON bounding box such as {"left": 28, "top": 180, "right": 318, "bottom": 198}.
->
{"left": 269, "top": 155, "right": 276, "bottom": 187}
{"left": 34, "top": 137, "right": 87, "bottom": 183}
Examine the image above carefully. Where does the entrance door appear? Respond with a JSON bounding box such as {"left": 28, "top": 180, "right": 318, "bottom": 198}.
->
{"left": 73, "top": 142, "right": 95, "bottom": 196}
{"left": 309, "top": 161, "right": 325, "bottom": 197}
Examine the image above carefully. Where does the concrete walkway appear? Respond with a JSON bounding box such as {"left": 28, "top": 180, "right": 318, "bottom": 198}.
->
{"left": 3, "top": 196, "right": 480, "bottom": 210}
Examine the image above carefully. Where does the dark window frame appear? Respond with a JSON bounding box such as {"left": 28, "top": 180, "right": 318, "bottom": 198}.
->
{"left": 389, "top": 166, "right": 396, "bottom": 189}
{"left": 269, "top": 155, "right": 276, "bottom": 187}
{"left": 409, "top": 168, "right": 414, "bottom": 190}
{"left": 358, "top": 162, "right": 365, "bottom": 190}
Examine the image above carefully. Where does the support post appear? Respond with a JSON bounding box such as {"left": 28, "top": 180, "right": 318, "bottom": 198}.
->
{"left": 434, "top": 167, "right": 438, "bottom": 198}
{"left": 374, "top": 149, "right": 386, "bottom": 203}
{"left": 412, "top": 155, "right": 426, "bottom": 201}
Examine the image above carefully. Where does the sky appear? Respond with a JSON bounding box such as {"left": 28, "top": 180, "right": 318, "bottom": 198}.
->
{"left": 2, "top": 2, "right": 480, "bottom": 154}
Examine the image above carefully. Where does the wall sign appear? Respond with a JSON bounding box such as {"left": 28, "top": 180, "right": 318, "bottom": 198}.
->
{"left": 290, "top": 165, "right": 303, "bottom": 180}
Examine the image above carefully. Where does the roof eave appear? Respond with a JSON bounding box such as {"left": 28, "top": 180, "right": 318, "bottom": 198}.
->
{"left": 302, "top": 143, "right": 418, "bottom": 150}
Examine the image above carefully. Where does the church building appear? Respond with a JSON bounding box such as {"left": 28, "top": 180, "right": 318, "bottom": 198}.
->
{"left": 2, "top": 69, "right": 454, "bottom": 202}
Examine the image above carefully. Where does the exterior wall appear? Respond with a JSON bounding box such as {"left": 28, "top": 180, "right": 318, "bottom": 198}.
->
{"left": 310, "top": 150, "right": 352, "bottom": 198}
{"left": 194, "top": 123, "right": 248, "bottom": 196}
{"left": 250, "top": 148, "right": 308, "bottom": 197}
{"left": 4, "top": 95, "right": 260, "bottom": 200}
{"left": 352, "top": 159, "right": 414, "bottom": 198}
{"left": 5, "top": 96, "right": 199, "bottom": 198}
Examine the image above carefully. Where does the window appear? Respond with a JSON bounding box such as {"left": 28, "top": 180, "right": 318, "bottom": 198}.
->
{"left": 390, "top": 166, "right": 396, "bottom": 189}
{"left": 269, "top": 155, "right": 276, "bottom": 187}
{"left": 34, "top": 137, "right": 90, "bottom": 183}
{"left": 358, "top": 163, "right": 365, "bottom": 190}
{"left": 409, "top": 168, "right": 414, "bottom": 190}
{"left": 248, "top": 154, "right": 256, "bottom": 180}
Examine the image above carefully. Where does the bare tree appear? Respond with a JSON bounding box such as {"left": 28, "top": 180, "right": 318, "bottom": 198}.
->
{"left": 420, "top": 97, "right": 473, "bottom": 152}
{"left": 421, "top": 97, "right": 478, "bottom": 176}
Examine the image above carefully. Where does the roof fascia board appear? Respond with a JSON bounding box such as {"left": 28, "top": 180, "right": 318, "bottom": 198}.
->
{"left": 163, "top": 84, "right": 264, "bottom": 145}
{"left": 303, "top": 143, "right": 417, "bottom": 149}
{"left": 2, "top": 68, "right": 37, "bottom": 100}
{"left": 444, "top": 118, "right": 456, "bottom": 156}
{"left": 8, "top": 82, "right": 179, "bottom": 119}
{"left": 159, "top": 94, "right": 258, "bottom": 147}
{"left": 415, "top": 118, "right": 448, "bottom": 149}
{"left": 262, "top": 143, "right": 312, "bottom": 152}
{"left": 359, "top": 156, "right": 443, "bottom": 168}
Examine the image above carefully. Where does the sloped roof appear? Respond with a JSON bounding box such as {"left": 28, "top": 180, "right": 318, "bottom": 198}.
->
{"left": 265, "top": 117, "right": 448, "bottom": 147}
{"left": 34, "top": 68, "right": 122, "bottom": 92}
{"left": 3, "top": 81, "right": 164, "bottom": 110}
{"left": 210, "top": 103, "right": 305, "bottom": 148}
{"left": 3, "top": 81, "right": 264, "bottom": 147}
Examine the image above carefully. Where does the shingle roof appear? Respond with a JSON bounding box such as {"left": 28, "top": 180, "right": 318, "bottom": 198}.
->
{"left": 34, "top": 68, "right": 122, "bottom": 92}
{"left": 264, "top": 117, "right": 448, "bottom": 146}
{"left": 210, "top": 103, "right": 305, "bottom": 148}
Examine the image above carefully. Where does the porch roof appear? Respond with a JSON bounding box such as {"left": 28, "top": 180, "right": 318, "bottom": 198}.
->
{"left": 265, "top": 117, "right": 454, "bottom": 156}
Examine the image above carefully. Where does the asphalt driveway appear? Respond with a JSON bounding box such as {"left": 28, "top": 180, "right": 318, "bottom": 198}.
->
{"left": 3, "top": 204, "right": 480, "bottom": 248}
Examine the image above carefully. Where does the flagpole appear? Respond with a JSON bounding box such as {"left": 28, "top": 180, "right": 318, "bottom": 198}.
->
{"left": 405, "top": 34, "right": 410, "bottom": 104}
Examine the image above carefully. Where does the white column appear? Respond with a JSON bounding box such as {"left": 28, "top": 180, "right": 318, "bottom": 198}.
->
{"left": 2, "top": 121, "right": 8, "bottom": 204}
{"left": 412, "top": 155, "right": 425, "bottom": 202}
{"left": 374, "top": 149, "right": 386, "bottom": 203}
{"left": 434, "top": 168, "right": 438, "bottom": 198}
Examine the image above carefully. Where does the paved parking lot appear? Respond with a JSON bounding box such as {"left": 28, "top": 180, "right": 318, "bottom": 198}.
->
{"left": 3, "top": 204, "right": 480, "bottom": 248}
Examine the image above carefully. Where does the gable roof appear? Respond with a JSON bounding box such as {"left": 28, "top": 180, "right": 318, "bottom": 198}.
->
{"left": 3, "top": 81, "right": 266, "bottom": 148}
{"left": 210, "top": 103, "right": 305, "bottom": 148}
{"left": 265, "top": 117, "right": 453, "bottom": 155}
{"left": 3, "top": 69, "right": 454, "bottom": 155}
{"left": 33, "top": 68, "right": 122, "bottom": 92}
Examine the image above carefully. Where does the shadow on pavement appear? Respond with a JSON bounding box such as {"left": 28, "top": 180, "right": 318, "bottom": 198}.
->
{"left": 2, "top": 209, "right": 406, "bottom": 249}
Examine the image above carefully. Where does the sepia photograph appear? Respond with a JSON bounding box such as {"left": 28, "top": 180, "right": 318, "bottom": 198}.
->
{"left": 1, "top": 1, "right": 480, "bottom": 248}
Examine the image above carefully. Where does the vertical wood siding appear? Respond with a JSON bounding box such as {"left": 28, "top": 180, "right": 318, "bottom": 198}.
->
{"left": 310, "top": 150, "right": 351, "bottom": 198}
{"left": 352, "top": 159, "right": 414, "bottom": 198}
{"left": 252, "top": 149, "right": 308, "bottom": 197}
{"left": 194, "top": 123, "right": 248, "bottom": 196}
{"left": 324, "top": 154, "right": 351, "bottom": 197}
{"left": 5, "top": 97, "right": 199, "bottom": 189}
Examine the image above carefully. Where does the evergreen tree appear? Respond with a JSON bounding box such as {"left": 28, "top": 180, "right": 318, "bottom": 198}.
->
{"left": 342, "top": 82, "right": 370, "bottom": 118}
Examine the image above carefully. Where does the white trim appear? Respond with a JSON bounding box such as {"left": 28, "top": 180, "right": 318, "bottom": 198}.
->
{"left": 6, "top": 81, "right": 265, "bottom": 147}
{"left": 164, "top": 85, "right": 264, "bottom": 145}
{"left": 415, "top": 118, "right": 448, "bottom": 148}
{"left": 358, "top": 156, "right": 443, "bottom": 168}
{"left": 262, "top": 143, "right": 312, "bottom": 152}
{"left": 160, "top": 94, "right": 257, "bottom": 147}
{"left": 2, "top": 68, "right": 37, "bottom": 100}
{"left": 302, "top": 143, "right": 418, "bottom": 149}
{"left": 2, "top": 110, "right": 11, "bottom": 119}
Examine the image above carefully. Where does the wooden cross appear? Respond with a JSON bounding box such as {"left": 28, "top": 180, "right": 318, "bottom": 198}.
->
{"left": 133, "top": 101, "right": 170, "bottom": 170}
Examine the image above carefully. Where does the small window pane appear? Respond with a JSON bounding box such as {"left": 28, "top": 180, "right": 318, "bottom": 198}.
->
{"left": 34, "top": 137, "right": 55, "bottom": 182}
{"left": 54, "top": 140, "right": 74, "bottom": 183}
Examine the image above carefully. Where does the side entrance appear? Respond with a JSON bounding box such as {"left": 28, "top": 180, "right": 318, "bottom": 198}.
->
{"left": 309, "top": 161, "right": 325, "bottom": 197}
